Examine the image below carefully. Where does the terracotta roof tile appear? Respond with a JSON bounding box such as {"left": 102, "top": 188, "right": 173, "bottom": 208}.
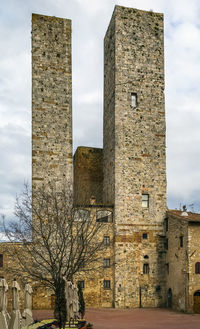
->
{"left": 167, "top": 210, "right": 200, "bottom": 223}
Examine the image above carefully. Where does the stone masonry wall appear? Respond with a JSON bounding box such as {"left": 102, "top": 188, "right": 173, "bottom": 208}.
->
{"left": 188, "top": 223, "right": 200, "bottom": 312}
{"left": 0, "top": 205, "right": 114, "bottom": 310}
{"left": 103, "top": 11, "right": 116, "bottom": 205}
{"left": 74, "top": 205, "right": 114, "bottom": 308}
{"left": 73, "top": 147, "right": 103, "bottom": 205}
{"left": 166, "top": 213, "right": 188, "bottom": 312}
{"left": 0, "top": 242, "right": 53, "bottom": 310}
{"left": 32, "top": 14, "right": 72, "bottom": 189}
{"left": 104, "top": 6, "right": 167, "bottom": 308}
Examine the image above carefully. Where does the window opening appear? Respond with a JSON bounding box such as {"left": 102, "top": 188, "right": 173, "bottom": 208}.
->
{"left": 104, "top": 236, "right": 110, "bottom": 246}
{"left": 165, "top": 238, "right": 168, "bottom": 250}
{"left": 131, "top": 93, "right": 137, "bottom": 108}
{"left": 143, "top": 263, "right": 149, "bottom": 274}
{"left": 96, "top": 210, "right": 113, "bottom": 223}
{"left": 78, "top": 280, "right": 85, "bottom": 289}
{"left": 104, "top": 258, "right": 110, "bottom": 268}
{"left": 165, "top": 218, "right": 168, "bottom": 232}
{"left": 195, "top": 262, "right": 200, "bottom": 274}
{"left": 104, "top": 280, "right": 111, "bottom": 289}
{"left": 142, "top": 194, "right": 149, "bottom": 208}
{"left": 97, "top": 216, "right": 108, "bottom": 223}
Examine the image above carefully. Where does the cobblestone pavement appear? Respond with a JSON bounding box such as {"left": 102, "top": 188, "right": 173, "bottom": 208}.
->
{"left": 33, "top": 308, "right": 200, "bottom": 329}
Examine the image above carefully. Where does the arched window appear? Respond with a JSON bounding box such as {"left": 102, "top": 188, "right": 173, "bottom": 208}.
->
{"left": 74, "top": 209, "right": 90, "bottom": 221}
{"left": 195, "top": 262, "right": 200, "bottom": 274}
{"left": 96, "top": 210, "right": 113, "bottom": 223}
{"left": 143, "top": 263, "right": 149, "bottom": 274}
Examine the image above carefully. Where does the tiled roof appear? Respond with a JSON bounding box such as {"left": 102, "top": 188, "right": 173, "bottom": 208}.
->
{"left": 168, "top": 210, "right": 200, "bottom": 223}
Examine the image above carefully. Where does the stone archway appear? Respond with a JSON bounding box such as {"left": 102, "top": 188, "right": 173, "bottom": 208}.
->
{"left": 193, "top": 291, "right": 200, "bottom": 313}
{"left": 167, "top": 288, "right": 172, "bottom": 308}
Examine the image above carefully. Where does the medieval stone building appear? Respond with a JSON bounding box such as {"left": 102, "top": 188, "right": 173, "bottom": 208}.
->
{"left": 1, "top": 5, "right": 200, "bottom": 313}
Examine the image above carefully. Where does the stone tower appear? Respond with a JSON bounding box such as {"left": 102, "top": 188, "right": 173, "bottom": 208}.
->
{"left": 103, "top": 6, "right": 167, "bottom": 307}
{"left": 32, "top": 14, "right": 72, "bottom": 189}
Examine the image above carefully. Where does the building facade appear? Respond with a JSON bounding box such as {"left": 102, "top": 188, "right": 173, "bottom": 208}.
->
{"left": 103, "top": 6, "right": 166, "bottom": 308}
{"left": 1, "top": 5, "right": 200, "bottom": 313}
{"left": 165, "top": 210, "right": 200, "bottom": 313}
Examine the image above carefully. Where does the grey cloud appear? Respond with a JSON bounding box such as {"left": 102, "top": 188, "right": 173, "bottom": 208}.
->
{"left": 1, "top": 0, "right": 200, "bottom": 218}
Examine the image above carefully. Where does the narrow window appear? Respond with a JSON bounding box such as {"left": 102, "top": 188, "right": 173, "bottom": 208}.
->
{"left": 104, "top": 280, "right": 111, "bottom": 289}
{"left": 165, "top": 238, "right": 168, "bottom": 250}
{"left": 143, "top": 263, "right": 149, "bottom": 274}
{"left": 0, "top": 254, "right": 3, "bottom": 268}
{"left": 104, "top": 236, "right": 110, "bottom": 246}
{"left": 195, "top": 262, "right": 200, "bottom": 274}
{"left": 78, "top": 280, "right": 85, "bottom": 289}
{"left": 166, "top": 263, "right": 169, "bottom": 274}
{"left": 165, "top": 218, "right": 168, "bottom": 232}
{"left": 180, "top": 236, "right": 183, "bottom": 248}
{"left": 142, "top": 194, "right": 149, "bottom": 208}
{"left": 144, "top": 255, "right": 149, "bottom": 259}
{"left": 131, "top": 93, "right": 137, "bottom": 108}
{"left": 142, "top": 233, "right": 148, "bottom": 239}
{"left": 104, "top": 258, "right": 110, "bottom": 268}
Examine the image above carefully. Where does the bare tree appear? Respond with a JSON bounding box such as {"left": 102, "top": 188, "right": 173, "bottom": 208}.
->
{"left": 2, "top": 182, "right": 108, "bottom": 327}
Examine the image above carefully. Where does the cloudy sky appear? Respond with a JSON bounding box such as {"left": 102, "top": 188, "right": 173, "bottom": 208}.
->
{"left": 0, "top": 0, "right": 200, "bottom": 220}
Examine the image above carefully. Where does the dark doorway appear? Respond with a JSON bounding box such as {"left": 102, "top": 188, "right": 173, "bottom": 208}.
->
{"left": 167, "top": 288, "right": 172, "bottom": 308}
{"left": 193, "top": 291, "right": 200, "bottom": 313}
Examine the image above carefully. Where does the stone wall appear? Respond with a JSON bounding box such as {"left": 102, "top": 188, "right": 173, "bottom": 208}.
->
{"left": 74, "top": 205, "right": 114, "bottom": 308}
{"left": 166, "top": 212, "right": 188, "bottom": 312}
{"left": 0, "top": 242, "right": 53, "bottom": 310}
{"left": 103, "top": 10, "right": 116, "bottom": 205}
{"left": 103, "top": 5, "right": 167, "bottom": 308}
{"left": 32, "top": 14, "right": 72, "bottom": 189}
{"left": 73, "top": 147, "right": 103, "bottom": 205}
{"left": 0, "top": 205, "right": 114, "bottom": 310}
{"left": 188, "top": 222, "right": 200, "bottom": 312}
{"left": 0, "top": 243, "right": 25, "bottom": 312}
{"left": 166, "top": 211, "right": 200, "bottom": 313}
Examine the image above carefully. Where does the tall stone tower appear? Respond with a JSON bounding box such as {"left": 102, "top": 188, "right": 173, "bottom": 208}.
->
{"left": 103, "top": 6, "right": 167, "bottom": 307}
{"left": 32, "top": 14, "right": 72, "bottom": 189}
